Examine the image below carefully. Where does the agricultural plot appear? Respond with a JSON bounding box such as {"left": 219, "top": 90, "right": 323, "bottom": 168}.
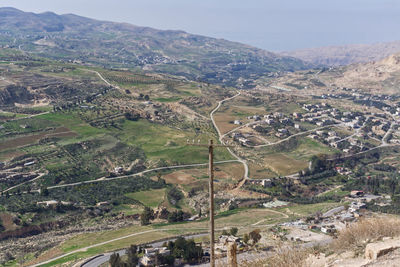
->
{"left": 118, "top": 119, "right": 233, "bottom": 164}
{"left": 98, "top": 70, "right": 204, "bottom": 101}
{"left": 212, "top": 101, "right": 265, "bottom": 135}
{"left": 23, "top": 200, "right": 342, "bottom": 267}
{"left": 126, "top": 188, "right": 167, "bottom": 208}
{"left": 243, "top": 137, "right": 337, "bottom": 177}
{"left": 0, "top": 127, "right": 76, "bottom": 152}
{"left": 0, "top": 111, "right": 28, "bottom": 120}
{"left": 248, "top": 163, "right": 278, "bottom": 179}
{"left": 255, "top": 153, "right": 307, "bottom": 176}
{"left": 159, "top": 162, "right": 244, "bottom": 193}
{"left": 281, "top": 202, "right": 343, "bottom": 216}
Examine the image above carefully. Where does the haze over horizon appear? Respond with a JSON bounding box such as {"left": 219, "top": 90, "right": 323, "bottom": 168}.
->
{"left": 0, "top": 0, "right": 399, "bottom": 52}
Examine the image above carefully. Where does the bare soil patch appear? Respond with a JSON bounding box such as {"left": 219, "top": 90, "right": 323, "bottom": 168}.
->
{"left": 0, "top": 127, "right": 76, "bottom": 151}
{"left": 0, "top": 212, "right": 18, "bottom": 231}
{"left": 262, "top": 153, "right": 306, "bottom": 176}
{"left": 163, "top": 170, "right": 200, "bottom": 185}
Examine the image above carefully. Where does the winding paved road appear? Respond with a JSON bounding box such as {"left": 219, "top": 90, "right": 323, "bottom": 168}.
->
{"left": 30, "top": 229, "right": 168, "bottom": 267}
{"left": 248, "top": 123, "right": 343, "bottom": 148}
{"left": 84, "top": 69, "right": 119, "bottom": 89}
{"left": 1, "top": 172, "right": 46, "bottom": 194}
{"left": 29, "top": 91, "right": 253, "bottom": 267}
{"left": 45, "top": 160, "right": 240, "bottom": 190}
{"left": 209, "top": 92, "right": 249, "bottom": 180}
{"left": 80, "top": 233, "right": 209, "bottom": 267}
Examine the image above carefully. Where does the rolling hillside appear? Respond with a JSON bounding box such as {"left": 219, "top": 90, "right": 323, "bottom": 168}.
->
{"left": 0, "top": 7, "right": 311, "bottom": 88}
{"left": 280, "top": 41, "right": 400, "bottom": 66}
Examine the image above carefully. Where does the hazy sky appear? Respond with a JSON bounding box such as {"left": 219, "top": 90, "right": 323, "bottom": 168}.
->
{"left": 1, "top": 0, "right": 400, "bottom": 51}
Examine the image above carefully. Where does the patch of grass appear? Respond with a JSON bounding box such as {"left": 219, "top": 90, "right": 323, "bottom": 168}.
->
{"left": 288, "top": 138, "right": 338, "bottom": 160}
{"left": 0, "top": 111, "right": 28, "bottom": 118}
{"left": 214, "top": 208, "right": 286, "bottom": 227}
{"left": 319, "top": 188, "right": 349, "bottom": 198}
{"left": 119, "top": 119, "right": 232, "bottom": 164}
{"left": 61, "top": 225, "right": 152, "bottom": 253}
{"left": 38, "top": 112, "right": 107, "bottom": 137}
{"left": 257, "top": 153, "right": 307, "bottom": 176}
{"left": 283, "top": 202, "right": 342, "bottom": 216}
{"left": 34, "top": 206, "right": 296, "bottom": 266}
{"left": 27, "top": 105, "right": 53, "bottom": 112}
{"left": 125, "top": 188, "right": 166, "bottom": 208}
{"left": 113, "top": 204, "right": 143, "bottom": 215}
{"left": 153, "top": 97, "right": 182, "bottom": 102}
{"left": 253, "top": 137, "right": 339, "bottom": 176}
{"left": 39, "top": 228, "right": 200, "bottom": 267}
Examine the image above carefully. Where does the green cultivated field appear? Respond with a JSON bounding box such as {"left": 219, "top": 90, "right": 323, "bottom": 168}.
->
{"left": 126, "top": 188, "right": 166, "bottom": 208}
{"left": 118, "top": 119, "right": 233, "bottom": 164}
{"left": 31, "top": 205, "right": 299, "bottom": 266}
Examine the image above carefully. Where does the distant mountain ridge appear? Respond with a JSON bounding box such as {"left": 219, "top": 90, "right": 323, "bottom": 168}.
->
{"left": 329, "top": 51, "right": 400, "bottom": 91}
{"left": 0, "top": 7, "right": 312, "bottom": 88}
{"left": 280, "top": 41, "right": 400, "bottom": 66}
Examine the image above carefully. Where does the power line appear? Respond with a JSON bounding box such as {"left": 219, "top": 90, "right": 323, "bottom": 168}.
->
{"left": 187, "top": 139, "right": 232, "bottom": 267}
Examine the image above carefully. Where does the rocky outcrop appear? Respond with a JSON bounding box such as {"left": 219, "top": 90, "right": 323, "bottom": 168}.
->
{"left": 0, "top": 220, "right": 69, "bottom": 241}
{"left": 304, "top": 237, "right": 400, "bottom": 267}
{"left": 0, "top": 85, "right": 33, "bottom": 105}
{"left": 365, "top": 237, "right": 400, "bottom": 260}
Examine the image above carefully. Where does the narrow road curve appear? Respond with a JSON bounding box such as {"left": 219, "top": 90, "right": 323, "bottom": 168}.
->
{"left": 249, "top": 123, "right": 343, "bottom": 148}
{"left": 46, "top": 160, "right": 240, "bottom": 190}
{"left": 5, "top": 111, "right": 50, "bottom": 122}
{"left": 220, "top": 121, "right": 259, "bottom": 139}
{"left": 30, "top": 229, "right": 169, "bottom": 267}
{"left": 1, "top": 172, "right": 47, "bottom": 194}
{"left": 32, "top": 223, "right": 253, "bottom": 267}
{"left": 81, "top": 233, "right": 210, "bottom": 267}
{"left": 210, "top": 92, "right": 249, "bottom": 180}
{"left": 86, "top": 68, "right": 209, "bottom": 122}
{"left": 251, "top": 209, "right": 289, "bottom": 226}
{"left": 84, "top": 69, "right": 119, "bottom": 89}
{"left": 382, "top": 121, "right": 396, "bottom": 146}
{"left": 2, "top": 161, "right": 240, "bottom": 194}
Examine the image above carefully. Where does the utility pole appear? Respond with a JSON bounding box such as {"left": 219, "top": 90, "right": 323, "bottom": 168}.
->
{"left": 187, "top": 139, "right": 232, "bottom": 267}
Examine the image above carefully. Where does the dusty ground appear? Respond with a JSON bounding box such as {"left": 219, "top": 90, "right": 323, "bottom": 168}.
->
{"left": 0, "top": 212, "right": 17, "bottom": 231}
{"left": 0, "top": 127, "right": 76, "bottom": 151}
{"left": 286, "top": 227, "right": 332, "bottom": 244}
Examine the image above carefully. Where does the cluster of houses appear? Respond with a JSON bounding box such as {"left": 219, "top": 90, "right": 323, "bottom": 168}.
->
{"left": 232, "top": 132, "right": 252, "bottom": 146}
{"left": 231, "top": 113, "right": 300, "bottom": 145}
{"left": 307, "top": 129, "right": 369, "bottom": 154}
{"left": 302, "top": 103, "right": 399, "bottom": 153}
{"left": 301, "top": 103, "right": 361, "bottom": 128}
{"left": 140, "top": 247, "right": 172, "bottom": 266}
{"left": 278, "top": 203, "right": 362, "bottom": 239}
{"left": 230, "top": 94, "right": 400, "bottom": 152}
{"left": 320, "top": 91, "right": 397, "bottom": 102}
{"left": 230, "top": 102, "right": 364, "bottom": 147}
{"left": 370, "top": 118, "right": 391, "bottom": 137}
{"left": 295, "top": 191, "right": 391, "bottom": 237}
{"left": 245, "top": 178, "right": 275, "bottom": 188}
{"left": 37, "top": 200, "right": 72, "bottom": 207}
{"left": 137, "top": 235, "right": 247, "bottom": 266}
{"left": 214, "top": 235, "right": 246, "bottom": 256}
{"left": 0, "top": 158, "right": 39, "bottom": 192}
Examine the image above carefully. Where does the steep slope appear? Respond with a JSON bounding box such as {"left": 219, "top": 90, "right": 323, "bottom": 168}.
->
{"left": 330, "top": 52, "right": 400, "bottom": 91}
{"left": 280, "top": 41, "right": 400, "bottom": 66}
{"left": 254, "top": 51, "right": 400, "bottom": 95}
{"left": 0, "top": 7, "right": 311, "bottom": 88}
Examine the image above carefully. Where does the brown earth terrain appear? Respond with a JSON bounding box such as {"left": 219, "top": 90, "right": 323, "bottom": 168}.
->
{"left": 281, "top": 41, "right": 400, "bottom": 66}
